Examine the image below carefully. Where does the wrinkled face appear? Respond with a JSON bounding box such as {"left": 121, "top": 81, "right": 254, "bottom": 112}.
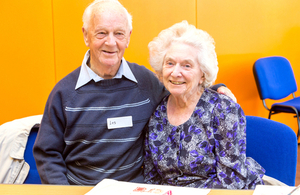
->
{"left": 83, "top": 6, "right": 131, "bottom": 78}
{"left": 162, "top": 42, "right": 204, "bottom": 99}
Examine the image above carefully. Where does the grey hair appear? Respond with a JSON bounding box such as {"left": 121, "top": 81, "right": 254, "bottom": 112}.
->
{"left": 82, "top": 0, "right": 132, "bottom": 32}
{"left": 148, "top": 20, "right": 218, "bottom": 88}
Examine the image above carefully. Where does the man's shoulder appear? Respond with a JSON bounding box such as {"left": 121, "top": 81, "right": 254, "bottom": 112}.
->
{"left": 127, "top": 61, "right": 151, "bottom": 73}
{"left": 127, "top": 61, "right": 168, "bottom": 102}
{"left": 56, "top": 67, "right": 80, "bottom": 87}
{"left": 126, "top": 61, "right": 157, "bottom": 81}
{"left": 51, "top": 67, "right": 81, "bottom": 95}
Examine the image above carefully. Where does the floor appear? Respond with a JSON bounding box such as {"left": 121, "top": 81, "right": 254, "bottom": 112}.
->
{"left": 296, "top": 146, "right": 300, "bottom": 185}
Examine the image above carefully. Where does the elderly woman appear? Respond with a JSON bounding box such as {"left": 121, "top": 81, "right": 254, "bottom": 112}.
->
{"left": 143, "top": 21, "right": 265, "bottom": 189}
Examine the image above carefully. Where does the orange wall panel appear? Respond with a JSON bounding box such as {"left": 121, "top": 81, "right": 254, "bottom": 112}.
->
{"left": 197, "top": 0, "right": 300, "bottom": 133}
{"left": 121, "top": 0, "right": 196, "bottom": 70}
{"left": 0, "top": 0, "right": 55, "bottom": 124}
{"left": 52, "top": 0, "right": 91, "bottom": 81}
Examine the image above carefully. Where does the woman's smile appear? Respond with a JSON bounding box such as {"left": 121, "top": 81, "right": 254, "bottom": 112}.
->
{"left": 170, "top": 80, "right": 185, "bottom": 85}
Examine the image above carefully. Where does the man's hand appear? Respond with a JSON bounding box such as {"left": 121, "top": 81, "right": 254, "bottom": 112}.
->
{"left": 217, "top": 86, "right": 237, "bottom": 103}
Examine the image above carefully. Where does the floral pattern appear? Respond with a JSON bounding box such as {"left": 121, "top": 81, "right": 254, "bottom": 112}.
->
{"left": 144, "top": 89, "right": 265, "bottom": 189}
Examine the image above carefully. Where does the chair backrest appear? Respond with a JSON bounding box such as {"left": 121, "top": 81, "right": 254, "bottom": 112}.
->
{"left": 253, "top": 56, "right": 297, "bottom": 100}
{"left": 23, "top": 124, "right": 42, "bottom": 184}
{"left": 246, "top": 116, "right": 297, "bottom": 186}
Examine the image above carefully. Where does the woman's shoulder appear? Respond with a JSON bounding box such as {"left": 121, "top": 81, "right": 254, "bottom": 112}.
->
{"left": 202, "top": 89, "right": 246, "bottom": 130}
{"left": 203, "top": 88, "right": 238, "bottom": 106}
{"left": 201, "top": 88, "right": 244, "bottom": 116}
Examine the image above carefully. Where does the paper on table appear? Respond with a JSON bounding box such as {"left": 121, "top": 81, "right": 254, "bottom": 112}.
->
{"left": 253, "top": 185, "right": 300, "bottom": 195}
{"left": 85, "top": 179, "right": 211, "bottom": 195}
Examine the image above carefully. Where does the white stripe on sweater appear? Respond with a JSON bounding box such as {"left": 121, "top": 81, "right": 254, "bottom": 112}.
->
{"left": 65, "top": 133, "right": 141, "bottom": 145}
{"left": 75, "top": 156, "right": 142, "bottom": 174}
{"left": 65, "top": 98, "right": 150, "bottom": 112}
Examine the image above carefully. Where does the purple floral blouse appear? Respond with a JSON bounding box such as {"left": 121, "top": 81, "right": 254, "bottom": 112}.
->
{"left": 144, "top": 89, "right": 265, "bottom": 189}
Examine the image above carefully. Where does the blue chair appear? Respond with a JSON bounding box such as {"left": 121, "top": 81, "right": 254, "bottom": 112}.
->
{"left": 23, "top": 124, "right": 42, "bottom": 184}
{"left": 246, "top": 116, "right": 297, "bottom": 186}
{"left": 253, "top": 56, "right": 300, "bottom": 140}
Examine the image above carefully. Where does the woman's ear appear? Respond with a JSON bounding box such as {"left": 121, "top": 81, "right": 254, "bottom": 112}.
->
{"left": 200, "top": 72, "right": 205, "bottom": 85}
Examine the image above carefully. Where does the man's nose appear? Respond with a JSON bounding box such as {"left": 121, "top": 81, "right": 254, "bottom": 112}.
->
{"left": 105, "top": 33, "right": 117, "bottom": 46}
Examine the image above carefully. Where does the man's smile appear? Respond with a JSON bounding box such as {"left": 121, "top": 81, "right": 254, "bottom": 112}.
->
{"left": 102, "top": 50, "right": 117, "bottom": 54}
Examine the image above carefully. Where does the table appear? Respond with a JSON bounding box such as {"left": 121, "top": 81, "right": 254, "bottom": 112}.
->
{"left": 0, "top": 184, "right": 254, "bottom": 195}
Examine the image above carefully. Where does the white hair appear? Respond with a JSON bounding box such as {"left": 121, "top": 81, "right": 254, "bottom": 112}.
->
{"left": 82, "top": 0, "right": 132, "bottom": 32}
{"left": 148, "top": 20, "right": 218, "bottom": 88}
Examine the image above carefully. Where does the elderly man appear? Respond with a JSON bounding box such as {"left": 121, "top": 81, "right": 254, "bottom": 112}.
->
{"left": 33, "top": 0, "right": 234, "bottom": 185}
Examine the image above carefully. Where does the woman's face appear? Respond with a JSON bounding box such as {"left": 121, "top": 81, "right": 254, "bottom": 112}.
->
{"left": 162, "top": 42, "right": 204, "bottom": 99}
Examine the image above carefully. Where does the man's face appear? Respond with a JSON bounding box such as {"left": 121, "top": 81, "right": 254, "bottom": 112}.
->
{"left": 83, "top": 7, "right": 131, "bottom": 79}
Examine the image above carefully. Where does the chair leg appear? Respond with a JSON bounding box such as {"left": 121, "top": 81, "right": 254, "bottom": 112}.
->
{"left": 297, "top": 117, "right": 300, "bottom": 145}
{"left": 292, "top": 110, "right": 300, "bottom": 142}
{"left": 269, "top": 109, "right": 300, "bottom": 143}
{"left": 268, "top": 110, "right": 273, "bottom": 120}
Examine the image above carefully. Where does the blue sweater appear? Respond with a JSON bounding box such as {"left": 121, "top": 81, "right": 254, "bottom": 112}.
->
{"left": 33, "top": 62, "right": 168, "bottom": 185}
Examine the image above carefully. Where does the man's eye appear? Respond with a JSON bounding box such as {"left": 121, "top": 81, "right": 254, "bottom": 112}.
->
{"left": 96, "top": 32, "right": 106, "bottom": 38}
{"left": 115, "top": 32, "right": 125, "bottom": 38}
{"left": 184, "top": 64, "right": 191, "bottom": 68}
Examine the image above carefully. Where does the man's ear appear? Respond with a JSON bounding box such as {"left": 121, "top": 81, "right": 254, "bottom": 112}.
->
{"left": 82, "top": 27, "right": 89, "bottom": 47}
{"left": 126, "top": 30, "right": 132, "bottom": 48}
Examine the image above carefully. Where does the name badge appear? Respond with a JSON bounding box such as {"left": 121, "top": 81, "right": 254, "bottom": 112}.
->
{"left": 107, "top": 116, "right": 133, "bottom": 129}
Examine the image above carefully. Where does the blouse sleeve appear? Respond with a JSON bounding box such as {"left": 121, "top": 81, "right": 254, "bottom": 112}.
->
{"left": 209, "top": 98, "right": 264, "bottom": 189}
{"left": 143, "top": 125, "right": 163, "bottom": 184}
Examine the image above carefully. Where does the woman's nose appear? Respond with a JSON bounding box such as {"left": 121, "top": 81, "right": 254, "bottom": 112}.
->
{"left": 171, "top": 64, "right": 182, "bottom": 77}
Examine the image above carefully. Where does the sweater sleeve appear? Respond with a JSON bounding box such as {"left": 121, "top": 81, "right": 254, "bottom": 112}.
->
{"left": 33, "top": 85, "right": 69, "bottom": 185}
{"left": 210, "top": 83, "right": 226, "bottom": 91}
